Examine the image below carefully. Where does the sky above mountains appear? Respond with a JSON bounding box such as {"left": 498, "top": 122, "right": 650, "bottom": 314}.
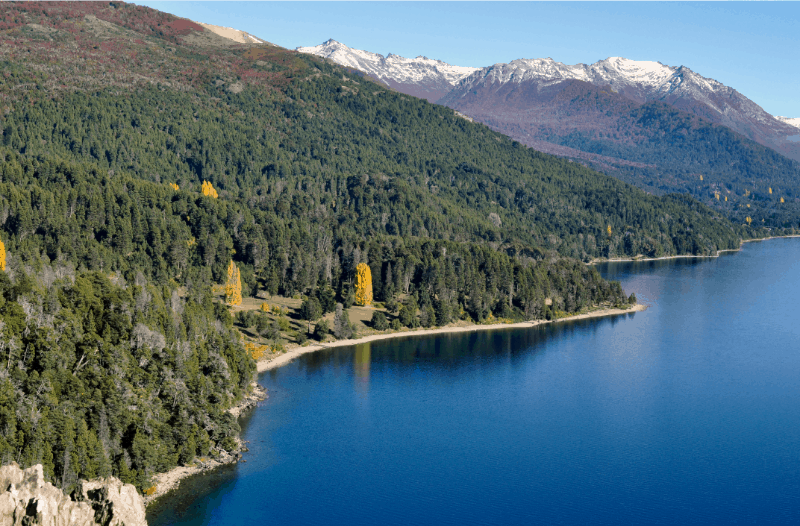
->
{"left": 135, "top": 1, "right": 800, "bottom": 118}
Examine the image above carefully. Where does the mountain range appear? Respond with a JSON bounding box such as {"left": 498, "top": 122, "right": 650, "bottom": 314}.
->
{"left": 298, "top": 41, "right": 800, "bottom": 160}
{"left": 298, "top": 40, "right": 800, "bottom": 224}
{"left": 297, "top": 39, "right": 477, "bottom": 102}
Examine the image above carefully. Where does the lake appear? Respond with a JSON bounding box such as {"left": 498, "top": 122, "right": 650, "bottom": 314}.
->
{"left": 148, "top": 238, "right": 800, "bottom": 525}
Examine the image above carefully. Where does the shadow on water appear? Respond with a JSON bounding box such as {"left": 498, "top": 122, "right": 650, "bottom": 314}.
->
{"left": 279, "top": 309, "right": 639, "bottom": 377}
{"left": 147, "top": 310, "right": 640, "bottom": 525}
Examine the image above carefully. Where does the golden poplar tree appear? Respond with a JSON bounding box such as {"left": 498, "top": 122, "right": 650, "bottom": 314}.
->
{"left": 225, "top": 260, "right": 242, "bottom": 306}
{"left": 780, "top": 197, "right": 785, "bottom": 203}
{"left": 606, "top": 225, "right": 612, "bottom": 236}
{"left": 0, "top": 237, "right": 5, "bottom": 271}
{"left": 170, "top": 183, "right": 179, "bottom": 191}
{"left": 355, "top": 263, "right": 373, "bottom": 306}
{"left": 202, "top": 180, "right": 219, "bottom": 198}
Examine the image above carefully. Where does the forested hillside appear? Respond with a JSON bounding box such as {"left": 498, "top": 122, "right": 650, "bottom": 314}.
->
{"left": 544, "top": 101, "right": 800, "bottom": 227}
{"left": 0, "top": 1, "right": 788, "bottom": 497}
{"left": 441, "top": 75, "right": 800, "bottom": 227}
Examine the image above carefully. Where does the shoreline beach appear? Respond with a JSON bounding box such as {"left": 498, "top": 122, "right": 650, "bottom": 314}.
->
{"left": 588, "top": 234, "right": 800, "bottom": 265}
{"left": 256, "top": 303, "right": 647, "bottom": 373}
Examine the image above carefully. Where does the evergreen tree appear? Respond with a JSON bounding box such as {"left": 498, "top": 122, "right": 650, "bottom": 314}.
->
{"left": 333, "top": 303, "right": 354, "bottom": 339}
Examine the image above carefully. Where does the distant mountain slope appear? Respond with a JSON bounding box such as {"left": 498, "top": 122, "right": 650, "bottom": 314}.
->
{"left": 442, "top": 57, "right": 800, "bottom": 162}
{"left": 439, "top": 72, "right": 800, "bottom": 225}
{"left": 297, "top": 39, "right": 477, "bottom": 102}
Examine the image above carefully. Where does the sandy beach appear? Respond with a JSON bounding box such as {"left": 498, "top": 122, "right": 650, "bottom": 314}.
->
{"left": 256, "top": 304, "right": 647, "bottom": 373}
{"left": 589, "top": 234, "right": 800, "bottom": 265}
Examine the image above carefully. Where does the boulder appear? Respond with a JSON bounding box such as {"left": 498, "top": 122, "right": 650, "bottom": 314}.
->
{"left": 0, "top": 463, "right": 146, "bottom": 526}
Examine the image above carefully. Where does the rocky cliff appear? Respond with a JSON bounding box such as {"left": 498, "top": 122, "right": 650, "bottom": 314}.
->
{"left": 0, "top": 463, "right": 146, "bottom": 526}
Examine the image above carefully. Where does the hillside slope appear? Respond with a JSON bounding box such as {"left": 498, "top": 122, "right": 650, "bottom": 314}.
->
{"left": 439, "top": 77, "right": 800, "bottom": 227}
{"left": 0, "top": 0, "right": 786, "bottom": 498}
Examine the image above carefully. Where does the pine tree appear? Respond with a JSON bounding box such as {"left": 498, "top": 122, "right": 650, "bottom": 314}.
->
{"left": 355, "top": 262, "right": 373, "bottom": 306}
{"left": 333, "top": 303, "right": 353, "bottom": 339}
{"left": 225, "top": 260, "right": 242, "bottom": 306}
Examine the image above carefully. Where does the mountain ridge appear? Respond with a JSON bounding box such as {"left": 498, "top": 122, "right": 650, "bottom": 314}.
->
{"left": 297, "top": 39, "right": 477, "bottom": 102}
{"left": 298, "top": 39, "right": 799, "bottom": 161}
{"left": 446, "top": 56, "right": 800, "bottom": 161}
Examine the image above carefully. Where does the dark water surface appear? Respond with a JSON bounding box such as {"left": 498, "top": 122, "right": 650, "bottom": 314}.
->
{"left": 149, "top": 239, "right": 800, "bottom": 525}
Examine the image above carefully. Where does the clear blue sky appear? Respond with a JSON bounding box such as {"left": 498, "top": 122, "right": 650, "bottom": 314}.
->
{"left": 135, "top": 2, "right": 800, "bottom": 118}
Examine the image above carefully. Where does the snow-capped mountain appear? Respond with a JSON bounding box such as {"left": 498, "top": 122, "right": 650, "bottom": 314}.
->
{"left": 442, "top": 57, "right": 800, "bottom": 161}
{"left": 296, "top": 39, "right": 477, "bottom": 102}
{"left": 777, "top": 116, "right": 800, "bottom": 130}
{"left": 296, "top": 40, "right": 799, "bottom": 160}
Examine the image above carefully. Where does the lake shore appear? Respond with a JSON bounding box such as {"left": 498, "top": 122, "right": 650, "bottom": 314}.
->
{"left": 256, "top": 303, "right": 647, "bottom": 373}
{"left": 588, "top": 234, "right": 800, "bottom": 265}
{"left": 145, "top": 303, "right": 646, "bottom": 508}
{"left": 143, "top": 383, "right": 268, "bottom": 507}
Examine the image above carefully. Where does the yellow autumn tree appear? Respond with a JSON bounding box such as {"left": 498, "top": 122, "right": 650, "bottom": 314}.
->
{"left": 225, "top": 260, "right": 242, "bottom": 306}
{"left": 780, "top": 197, "right": 785, "bottom": 203}
{"left": 170, "top": 183, "right": 179, "bottom": 191}
{"left": 355, "top": 263, "right": 373, "bottom": 306}
{"left": 202, "top": 180, "right": 219, "bottom": 198}
{"left": 0, "top": 237, "right": 5, "bottom": 271}
{"left": 606, "top": 224, "right": 612, "bottom": 236}
{"left": 769, "top": 187, "right": 773, "bottom": 194}
{"left": 745, "top": 217, "right": 752, "bottom": 225}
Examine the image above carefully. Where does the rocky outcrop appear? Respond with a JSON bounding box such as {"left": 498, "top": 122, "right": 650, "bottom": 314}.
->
{"left": 0, "top": 463, "right": 146, "bottom": 526}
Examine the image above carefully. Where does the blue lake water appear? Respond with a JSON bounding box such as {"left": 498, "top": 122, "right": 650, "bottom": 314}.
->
{"left": 148, "top": 238, "right": 800, "bottom": 525}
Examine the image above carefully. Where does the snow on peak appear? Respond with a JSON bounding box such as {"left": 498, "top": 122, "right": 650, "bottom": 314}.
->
{"left": 475, "top": 56, "right": 679, "bottom": 90}
{"left": 593, "top": 57, "right": 673, "bottom": 85}
{"left": 776, "top": 116, "right": 800, "bottom": 130}
{"left": 296, "top": 40, "right": 477, "bottom": 87}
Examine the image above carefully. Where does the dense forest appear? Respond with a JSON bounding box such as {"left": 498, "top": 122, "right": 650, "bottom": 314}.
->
{"left": 543, "top": 101, "right": 800, "bottom": 227}
{"left": 0, "top": 1, "right": 790, "bottom": 496}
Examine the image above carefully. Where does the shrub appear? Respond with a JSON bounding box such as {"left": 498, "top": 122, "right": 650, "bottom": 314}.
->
{"left": 371, "top": 311, "right": 389, "bottom": 330}
{"left": 314, "top": 319, "right": 330, "bottom": 341}
{"left": 219, "top": 436, "right": 237, "bottom": 452}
